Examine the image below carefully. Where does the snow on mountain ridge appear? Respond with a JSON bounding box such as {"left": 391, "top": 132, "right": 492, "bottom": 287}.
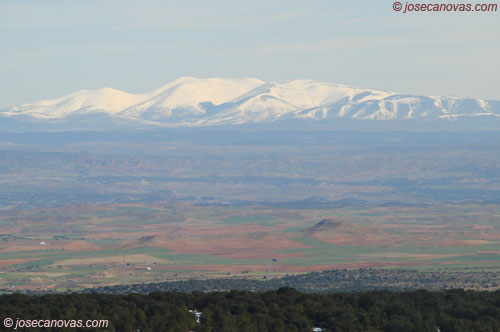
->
{"left": 6, "top": 87, "right": 143, "bottom": 119}
{"left": 1, "top": 77, "right": 499, "bottom": 127}
{"left": 118, "top": 77, "right": 264, "bottom": 119}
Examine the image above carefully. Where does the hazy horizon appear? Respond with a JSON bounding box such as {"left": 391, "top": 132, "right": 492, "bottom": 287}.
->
{"left": 1, "top": 0, "right": 499, "bottom": 108}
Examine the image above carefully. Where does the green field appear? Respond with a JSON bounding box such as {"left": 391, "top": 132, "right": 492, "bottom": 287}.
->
{"left": 1, "top": 202, "right": 499, "bottom": 291}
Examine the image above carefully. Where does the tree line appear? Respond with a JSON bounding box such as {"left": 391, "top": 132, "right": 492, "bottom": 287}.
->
{"left": 89, "top": 268, "right": 500, "bottom": 295}
{"left": 1, "top": 288, "right": 500, "bottom": 331}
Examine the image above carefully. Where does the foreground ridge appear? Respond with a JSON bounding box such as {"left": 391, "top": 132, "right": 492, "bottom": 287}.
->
{"left": 84, "top": 268, "right": 500, "bottom": 295}
{"left": 2, "top": 288, "right": 500, "bottom": 331}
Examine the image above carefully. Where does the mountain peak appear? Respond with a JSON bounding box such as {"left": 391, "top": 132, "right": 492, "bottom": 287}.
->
{"left": 1, "top": 77, "right": 499, "bottom": 128}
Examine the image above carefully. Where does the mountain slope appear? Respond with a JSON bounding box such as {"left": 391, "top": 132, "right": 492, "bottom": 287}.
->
{"left": 118, "top": 77, "right": 264, "bottom": 122}
{"left": 1, "top": 77, "right": 499, "bottom": 129}
{"left": 4, "top": 88, "right": 143, "bottom": 119}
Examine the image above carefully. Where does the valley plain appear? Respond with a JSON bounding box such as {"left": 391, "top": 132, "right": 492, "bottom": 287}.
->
{"left": 1, "top": 202, "right": 500, "bottom": 292}
{"left": 0, "top": 130, "right": 499, "bottom": 291}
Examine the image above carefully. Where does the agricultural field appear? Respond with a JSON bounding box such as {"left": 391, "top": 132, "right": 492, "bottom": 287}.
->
{"left": 1, "top": 202, "right": 499, "bottom": 291}
{"left": 1, "top": 131, "right": 499, "bottom": 291}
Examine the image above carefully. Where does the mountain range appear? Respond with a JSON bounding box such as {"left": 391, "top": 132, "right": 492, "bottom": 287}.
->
{"left": 1, "top": 77, "right": 499, "bottom": 130}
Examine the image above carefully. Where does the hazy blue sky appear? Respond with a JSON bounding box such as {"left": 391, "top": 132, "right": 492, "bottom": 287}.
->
{"left": 1, "top": 0, "right": 499, "bottom": 107}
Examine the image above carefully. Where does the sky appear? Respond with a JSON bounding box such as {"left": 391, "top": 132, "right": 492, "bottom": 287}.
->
{"left": 1, "top": 0, "right": 499, "bottom": 108}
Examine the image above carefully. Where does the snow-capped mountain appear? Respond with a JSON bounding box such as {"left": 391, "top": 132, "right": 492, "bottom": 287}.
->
{"left": 1, "top": 77, "right": 499, "bottom": 129}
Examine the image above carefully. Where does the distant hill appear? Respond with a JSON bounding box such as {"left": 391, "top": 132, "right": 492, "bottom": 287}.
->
{"left": 305, "top": 218, "right": 344, "bottom": 232}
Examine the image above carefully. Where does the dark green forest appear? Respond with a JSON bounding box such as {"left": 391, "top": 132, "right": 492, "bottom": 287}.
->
{"left": 88, "top": 269, "right": 500, "bottom": 294}
{"left": 1, "top": 288, "right": 500, "bottom": 332}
